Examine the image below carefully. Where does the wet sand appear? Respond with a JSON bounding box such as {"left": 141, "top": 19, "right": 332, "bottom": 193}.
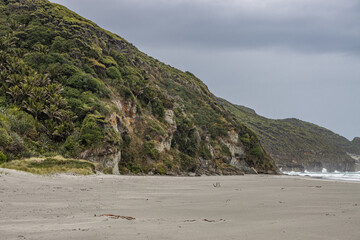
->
{"left": 1, "top": 168, "right": 359, "bottom": 240}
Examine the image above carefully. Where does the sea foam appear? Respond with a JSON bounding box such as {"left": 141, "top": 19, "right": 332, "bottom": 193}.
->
{"left": 283, "top": 169, "right": 360, "bottom": 182}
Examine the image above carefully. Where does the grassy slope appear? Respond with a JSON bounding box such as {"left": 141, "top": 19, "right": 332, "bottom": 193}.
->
{"left": 0, "top": 156, "right": 96, "bottom": 175}
{"left": 0, "top": 0, "right": 277, "bottom": 174}
{"left": 218, "top": 98, "right": 357, "bottom": 171}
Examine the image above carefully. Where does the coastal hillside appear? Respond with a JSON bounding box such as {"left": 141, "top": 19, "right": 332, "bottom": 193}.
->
{"left": 0, "top": 0, "right": 278, "bottom": 175}
{"left": 218, "top": 98, "right": 359, "bottom": 172}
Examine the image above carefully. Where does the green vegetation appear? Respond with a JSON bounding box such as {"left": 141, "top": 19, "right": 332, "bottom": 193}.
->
{"left": 0, "top": 150, "right": 7, "bottom": 163}
{"left": 102, "top": 167, "right": 113, "bottom": 174}
{"left": 0, "top": 0, "right": 277, "bottom": 175}
{"left": 155, "top": 163, "right": 167, "bottom": 175}
{"left": 218, "top": 98, "right": 358, "bottom": 171}
{"left": 0, "top": 157, "right": 96, "bottom": 175}
{"left": 171, "top": 113, "right": 198, "bottom": 157}
{"left": 177, "top": 152, "right": 198, "bottom": 172}
{"left": 142, "top": 141, "right": 160, "bottom": 160}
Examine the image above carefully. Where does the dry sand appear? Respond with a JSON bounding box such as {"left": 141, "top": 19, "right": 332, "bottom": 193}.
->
{"left": 0, "top": 168, "right": 359, "bottom": 240}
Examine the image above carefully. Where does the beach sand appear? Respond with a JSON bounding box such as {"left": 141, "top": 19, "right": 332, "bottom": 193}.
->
{"left": 0, "top": 168, "right": 359, "bottom": 240}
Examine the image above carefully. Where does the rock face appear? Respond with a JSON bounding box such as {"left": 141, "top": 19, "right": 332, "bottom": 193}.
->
{"left": 218, "top": 98, "right": 358, "bottom": 172}
{"left": 112, "top": 151, "right": 121, "bottom": 175}
{"left": 221, "top": 131, "right": 248, "bottom": 172}
{"left": 164, "top": 110, "right": 175, "bottom": 126}
{"left": 79, "top": 149, "right": 120, "bottom": 174}
{"left": 348, "top": 153, "right": 360, "bottom": 171}
{"left": 0, "top": 0, "right": 278, "bottom": 175}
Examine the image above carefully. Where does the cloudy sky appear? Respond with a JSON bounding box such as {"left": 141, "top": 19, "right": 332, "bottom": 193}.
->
{"left": 51, "top": 0, "right": 360, "bottom": 140}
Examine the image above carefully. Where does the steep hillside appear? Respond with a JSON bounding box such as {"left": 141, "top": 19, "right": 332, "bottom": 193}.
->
{"left": 0, "top": 0, "right": 277, "bottom": 175}
{"left": 218, "top": 98, "right": 358, "bottom": 172}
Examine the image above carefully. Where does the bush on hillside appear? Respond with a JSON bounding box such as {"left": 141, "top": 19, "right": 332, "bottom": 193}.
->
{"left": 0, "top": 150, "right": 7, "bottom": 163}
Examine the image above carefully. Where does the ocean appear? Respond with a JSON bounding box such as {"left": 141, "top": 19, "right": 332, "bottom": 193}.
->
{"left": 282, "top": 168, "right": 360, "bottom": 182}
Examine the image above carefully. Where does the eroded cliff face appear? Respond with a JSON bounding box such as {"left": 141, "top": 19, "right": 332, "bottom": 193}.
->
{"left": 82, "top": 95, "right": 276, "bottom": 175}
{"left": 220, "top": 131, "right": 255, "bottom": 174}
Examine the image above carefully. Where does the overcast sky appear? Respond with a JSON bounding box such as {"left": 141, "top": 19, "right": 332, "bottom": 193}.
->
{"left": 51, "top": 0, "right": 360, "bottom": 140}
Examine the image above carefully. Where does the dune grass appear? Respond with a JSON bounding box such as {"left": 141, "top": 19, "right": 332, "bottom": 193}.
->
{"left": 0, "top": 156, "right": 96, "bottom": 175}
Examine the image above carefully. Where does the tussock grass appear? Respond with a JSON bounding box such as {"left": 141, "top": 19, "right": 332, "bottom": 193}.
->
{"left": 0, "top": 156, "right": 96, "bottom": 175}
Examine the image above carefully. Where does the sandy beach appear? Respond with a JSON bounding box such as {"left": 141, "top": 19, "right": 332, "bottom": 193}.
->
{"left": 0, "top": 169, "right": 359, "bottom": 240}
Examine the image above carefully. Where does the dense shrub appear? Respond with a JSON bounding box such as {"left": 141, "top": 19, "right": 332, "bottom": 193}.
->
{"left": 62, "top": 132, "right": 81, "bottom": 157}
{"left": 66, "top": 97, "right": 87, "bottom": 121}
{"left": 51, "top": 36, "right": 75, "bottom": 53}
{"left": 6, "top": 109, "right": 36, "bottom": 136}
{"left": 250, "top": 146, "right": 264, "bottom": 158}
{"left": 151, "top": 98, "right": 165, "bottom": 120}
{"left": 82, "top": 63, "right": 96, "bottom": 75}
{"left": 60, "top": 64, "right": 79, "bottom": 77}
{"left": 106, "top": 66, "right": 122, "bottom": 79}
{"left": 178, "top": 152, "right": 197, "bottom": 172}
{"left": 79, "top": 91, "right": 110, "bottom": 116}
{"left": 61, "top": 87, "right": 81, "bottom": 99}
{"left": 101, "top": 56, "right": 117, "bottom": 67}
{"left": 117, "top": 85, "right": 133, "bottom": 100}
{"left": 67, "top": 72, "right": 108, "bottom": 97}
{"left": 25, "top": 24, "right": 56, "bottom": 46}
{"left": 172, "top": 115, "right": 198, "bottom": 157}
{"left": 240, "top": 133, "right": 251, "bottom": 145}
{"left": 0, "top": 150, "right": 7, "bottom": 163}
{"left": 0, "top": 127, "right": 10, "bottom": 147}
{"left": 79, "top": 115, "right": 103, "bottom": 147}
{"left": 7, "top": 132, "right": 24, "bottom": 153}
{"left": 24, "top": 52, "right": 47, "bottom": 67}
{"left": 110, "top": 51, "right": 128, "bottom": 67}
{"left": 125, "top": 162, "right": 142, "bottom": 174}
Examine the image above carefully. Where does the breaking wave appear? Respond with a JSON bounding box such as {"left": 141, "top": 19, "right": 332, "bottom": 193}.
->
{"left": 282, "top": 168, "right": 360, "bottom": 182}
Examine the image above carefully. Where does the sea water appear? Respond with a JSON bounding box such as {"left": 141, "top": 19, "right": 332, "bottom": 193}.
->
{"left": 282, "top": 168, "right": 360, "bottom": 182}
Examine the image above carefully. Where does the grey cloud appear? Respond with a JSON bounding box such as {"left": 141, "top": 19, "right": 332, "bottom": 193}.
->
{"left": 52, "top": 0, "right": 360, "bottom": 54}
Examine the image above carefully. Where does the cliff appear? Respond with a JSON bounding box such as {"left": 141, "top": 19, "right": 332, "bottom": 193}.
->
{"left": 0, "top": 0, "right": 278, "bottom": 175}
{"left": 218, "top": 98, "right": 358, "bottom": 172}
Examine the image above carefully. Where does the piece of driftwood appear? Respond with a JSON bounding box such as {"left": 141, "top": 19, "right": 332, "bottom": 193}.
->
{"left": 184, "top": 219, "right": 225, "bottom": 223}
{"left": 203, "top": 219, "right": 225, "bottom": 222}
{"left": 100, "top": 214, "right": 135, "bottom": 220}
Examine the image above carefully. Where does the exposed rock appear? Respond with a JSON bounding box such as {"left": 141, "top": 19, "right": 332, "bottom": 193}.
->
{"left": 163, "top": 135, "right": 173, "bottom": 151}
{"left": 153, "top": 114, "right": 177, "bottom": 153}
{"left": 164, "top": 109, "right": 175, "bottom": 125}
{"left": 230, "top": 157, "right": 255, "bottom": 174}
{"left": 198, "top": 157, "right": 213, "bottom": 170}
{"left": 228, "top": 130, "right": 239, "bottom": 143}
{"left": 154, "top": 134, "right": 173, "bottom": 153}
{"left": 154, "top": 140, "right": 165, "bottom": 153}
{"left": 113, "top": 100, "right": 123, "bottom": 112}
{"left": 112, "top": 151, "right": 121, "bottom": 175}
{"left": 80, "top": 148, "right": 120, "bottom": 173}
{"left": 123, "top": 101, "right": 137, "bottom": 118}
